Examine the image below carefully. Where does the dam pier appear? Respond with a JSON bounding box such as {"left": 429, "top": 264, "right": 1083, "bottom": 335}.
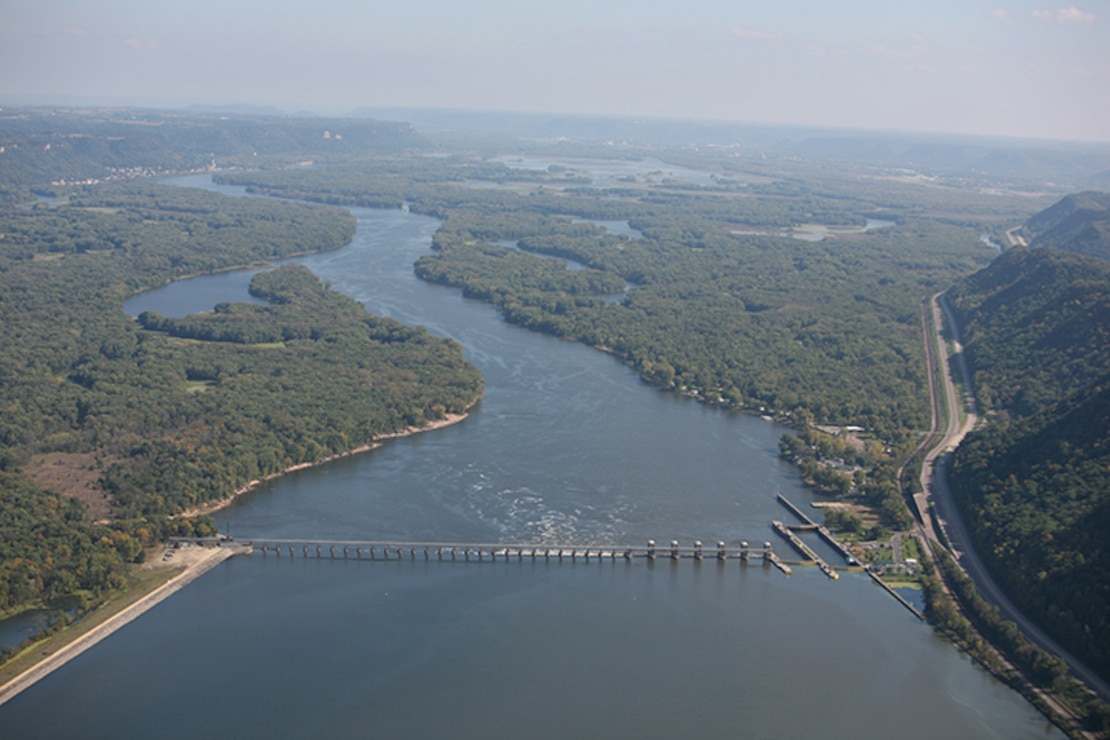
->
{"left": 224, "top": 537, "right": 794, "bottom": 574}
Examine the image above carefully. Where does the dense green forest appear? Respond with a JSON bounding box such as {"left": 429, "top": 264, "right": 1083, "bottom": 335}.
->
{"left": 947, "top": 244, "right": 1110, "bottom": 684}
{"left": 220, "top": 161, "right": 1003, "bottom": 444}
{"left": 0, "top": 183, "right": 482, "bottom": 618}
{"left": 950, "top": 375, "right": 1110, "bottom": 682}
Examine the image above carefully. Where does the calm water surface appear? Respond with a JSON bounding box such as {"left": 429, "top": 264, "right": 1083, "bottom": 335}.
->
{"left": 0, "top": 175, "right": 1059, "bottom": 738}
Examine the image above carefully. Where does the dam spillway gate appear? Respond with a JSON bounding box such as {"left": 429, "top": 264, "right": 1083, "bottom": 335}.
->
{"left": 228, "top": 538, "right": 793, "bottom": 575}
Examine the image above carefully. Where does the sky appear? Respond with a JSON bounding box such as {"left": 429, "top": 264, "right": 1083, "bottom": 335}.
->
{"left": 1, "top": 0, "right": 1107, "bottom": 142}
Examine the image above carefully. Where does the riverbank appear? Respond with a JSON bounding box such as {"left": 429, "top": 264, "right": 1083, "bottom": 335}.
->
{"left": 178, "top": 411, "right": 471, "bottom": 519}
{"left": 0, "top": 546, "right": 238, "bottom": 707}
{"left": 0, "top": 408, "right": 474, "bottom": 706}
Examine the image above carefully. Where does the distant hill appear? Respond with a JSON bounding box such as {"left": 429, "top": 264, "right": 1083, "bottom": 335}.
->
{"left": 775, "top": 136, "right": 1110, "bottom": 189}
{"left": 1083, "top": 169, "right": 1110, "bottom": 190}
{"left": 948, "top": 246, "right": 1110, "bottom": 683}
{"left": 1023, "top": 191, "right": 1110, "bottom": 261}
{"left": 347, "top": 108, "right": 1110, "bottom": 189}
{"left": 0, "top": 108, "right": 426, "bottom": 199}
{"left": 186, "top": 103, "right": 291, "bottom": 117}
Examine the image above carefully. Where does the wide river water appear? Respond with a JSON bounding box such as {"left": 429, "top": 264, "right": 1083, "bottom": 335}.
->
{"left": 0, "top": 175, "right": 1059, "bottom": 738}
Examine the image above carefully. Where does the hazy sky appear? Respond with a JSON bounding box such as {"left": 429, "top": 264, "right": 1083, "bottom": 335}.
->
{"left": 2, "top": 0, "right": 1106, "bottom": 141}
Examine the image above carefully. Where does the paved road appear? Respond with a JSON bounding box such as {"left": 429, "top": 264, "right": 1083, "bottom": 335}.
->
{"left": 918, "top": 294, "right": 978, "bottom": 553}
{"left": 920, "top": 292, "right": 1110, "bottom": 703}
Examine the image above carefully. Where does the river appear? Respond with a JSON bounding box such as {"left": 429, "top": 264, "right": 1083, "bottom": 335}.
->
{"left": 0, "top": 175, "right": 1059, "bottom": 738}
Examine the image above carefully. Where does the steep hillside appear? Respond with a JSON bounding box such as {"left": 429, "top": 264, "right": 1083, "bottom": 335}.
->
{"left": 1023, "top": 191, "right": 1110, "bottom": 261}
{"left": 948, "top": 246, "right": 1110, "bottom": 683}
{"left": 950, "top": 377, "right": 1110, "bottom": 682}
{"left": 947, "top": 246, "right": 1110, "bottom": 416}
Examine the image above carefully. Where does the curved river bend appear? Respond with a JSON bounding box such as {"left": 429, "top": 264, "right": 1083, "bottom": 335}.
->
{"left": 0, "top": 175, "right": 1059, "bottom": 739}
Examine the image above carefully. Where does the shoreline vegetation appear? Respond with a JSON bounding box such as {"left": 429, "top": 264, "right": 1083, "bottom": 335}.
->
{"left": 177, "top": 410, "right": 472, "bottom": 519}
{"left": 0, "top": 408, "right": 472, "bottom": 705}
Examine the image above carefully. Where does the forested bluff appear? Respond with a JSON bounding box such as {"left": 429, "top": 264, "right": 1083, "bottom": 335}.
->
{"left": 947, "top": 246, "right": 1110, "bottom": 686}
{"left": 0, "top": 109, "right": 1107, "bottom": 728}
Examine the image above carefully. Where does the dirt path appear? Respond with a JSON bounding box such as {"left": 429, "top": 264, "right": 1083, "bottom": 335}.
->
{"left": 0, "top": 546, "right": 239, "bottom": 707}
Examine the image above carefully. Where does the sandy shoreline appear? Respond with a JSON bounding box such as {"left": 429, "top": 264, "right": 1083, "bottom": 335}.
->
{"left": 0, "top": 546, "right": 239, "bottom": 707}
{"left": 178, "top": 411, "right": 469, "bottom": 518}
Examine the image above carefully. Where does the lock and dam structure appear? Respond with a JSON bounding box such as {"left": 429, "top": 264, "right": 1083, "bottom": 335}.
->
{"left": 234, "top": 537, "right": 792, "bottom": 574}
{"left": 171, "top": 493, "right": 924, "bottom": 619}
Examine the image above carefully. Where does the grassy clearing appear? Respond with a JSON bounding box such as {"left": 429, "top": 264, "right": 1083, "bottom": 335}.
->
{"left": 882, "top": 576, "right": 923, "bottom": 589}
{"left": 902, "top": 536, "right": 923, "bottom": 562}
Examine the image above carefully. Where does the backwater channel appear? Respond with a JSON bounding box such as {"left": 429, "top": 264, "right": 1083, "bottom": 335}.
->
{"left": 0, "top": 175, "right": 1060, "bottom": 738}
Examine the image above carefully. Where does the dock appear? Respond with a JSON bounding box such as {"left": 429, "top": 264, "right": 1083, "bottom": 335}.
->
{"left": 775, "top": 493, "right": 925, "bottom": 619}
{"left": 776, "top": 492, "right": 858, "bottom": 566}
{"left": 771, "top": 521, "right": 839, "bottom": 579}
{"left": 865, "top": 569, "right": 925, "bottom": 620}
